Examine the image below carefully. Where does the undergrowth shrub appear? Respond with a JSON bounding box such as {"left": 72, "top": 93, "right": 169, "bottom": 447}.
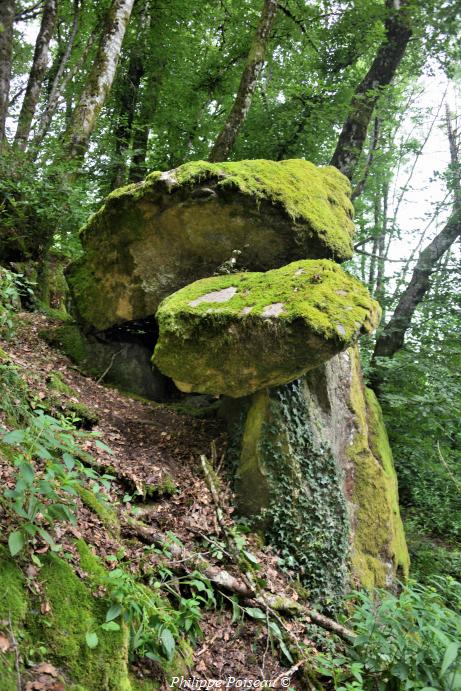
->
{"left": 316, "top": 578, "right": 461, "bottom": 690}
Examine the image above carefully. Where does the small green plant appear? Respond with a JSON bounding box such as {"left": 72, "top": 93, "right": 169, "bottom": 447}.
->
{"left": 2, "top": 410, "right": 112, "bottom": 556}
{"left": 89, "top": 549, "right": 216, "bottom": 666}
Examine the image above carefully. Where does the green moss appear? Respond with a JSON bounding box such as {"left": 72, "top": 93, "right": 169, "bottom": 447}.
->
{"left": 141, "top": 159, "right": 355, "bottom": 260}
{"left": 0, "top": 543, "right": 133, "bottom": 690}
{"left": 347, "top": 348, "right": 409, "bottom": 587}
{"left": 48, "top": 372, "right": 76, "bottom": 396}
{"left": 0, "top": 546, "right": 27, "bottom": 690}
{"left": 154, "top": 259, "right": 380, "bottom": 397}
{"left": 67, "top": 159, "right": 356, "bottom": 331}
{"left": 41, "top": 323, "right": 89, "bottom": 365}
{"left": 0, "top": 545, "right": 28, "bottom": 625}
{"left": 34, "top": 546, "right": 131, "bottom": 690}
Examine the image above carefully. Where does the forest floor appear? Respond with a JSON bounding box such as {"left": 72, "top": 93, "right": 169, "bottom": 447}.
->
{"left": 1, "top": 312, "right": 308, "bottom": 689}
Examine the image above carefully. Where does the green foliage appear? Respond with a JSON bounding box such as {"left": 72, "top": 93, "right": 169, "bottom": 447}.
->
{"left": 375, "top": 345, "right": 461, "bottom": 546}
{"left": 0, "top": 268, "right": 24, "bottom": 338}
{"left": 316, "top": 578, "right": 461, "bottom": 690}
{"left": 1, "top": 411, "right": 113, "bottom": 556}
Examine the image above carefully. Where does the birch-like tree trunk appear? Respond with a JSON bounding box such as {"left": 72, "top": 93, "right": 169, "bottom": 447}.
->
{"left": 0, "top": 0, "right": 15, "bottom": 148}
{"left": 66, "top": 0, "right": 135, "bottom": 161}
{"left": 330, "top": 0, "right": 412, "bottom": 180}
{"left": 14, "top": 0, "right": 58, "bottom": 150}
{"left": 208, "top": 0, "right": 278, "bottom": 163}
{"left": 31, "top": 0, "right": 80, "bottom": 152}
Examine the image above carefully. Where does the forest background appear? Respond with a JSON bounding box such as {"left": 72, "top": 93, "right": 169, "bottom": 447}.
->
{"left": 0, "top": 0, "right": 461, "bottom": 687}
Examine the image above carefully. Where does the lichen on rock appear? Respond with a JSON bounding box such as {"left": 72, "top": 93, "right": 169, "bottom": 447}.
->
{"left": 153, "top": 259, "right": 380, "bottom": 398}
{"left": 66, "top": 159, "right": 355, "bottom": 331}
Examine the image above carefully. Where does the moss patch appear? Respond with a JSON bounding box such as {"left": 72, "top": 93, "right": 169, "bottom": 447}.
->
{"left": 154, "top": 259, "right": 380, "bottom": 397}
{"left": 347, "top": 348, "right": 409, "bottom": 587}
{"left": 0, "top": 543, "right": 133, "bottom": 690}
{"left": 34, "top": 545, "right": 131, "bottom": 690}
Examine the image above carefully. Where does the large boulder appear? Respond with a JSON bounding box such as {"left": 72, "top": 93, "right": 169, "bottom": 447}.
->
{"left": 153, "top": 259, "right": 380, "bottom": 398}
{"left": 66, "top": 159, "right": 355, "bottom": 331}
{"left": 221, "top": 347, "right": 409, "bottom": 601}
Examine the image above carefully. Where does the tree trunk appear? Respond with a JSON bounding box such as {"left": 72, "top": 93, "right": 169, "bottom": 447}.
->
{"left": 128, "top": 65, "right": 163, "bottom": 182}
{"left": 372, "top": 210, "right": 461, "bottom": 362}
{"left": 208, "top": 0, "right": 278, "bottom": 163}
{"left": 330, "top": 0, "right": 412, "bottom": 180}
{"left": 0, "top": 0, "right": 15, "bottom": 148}
{"left": 65, "top": 0, "right": 135, "bottom": 162}
{"left": 31, "top": 0, "right": 80, "bottom": 152}
{"left": 109, "top": 50, "right": 144, "bottom": 189}
{"left": 14, "top": 0, "right": 58, "bottom": 150}
{"left": 372, "top": 109, "right": 460, "bottom": 365}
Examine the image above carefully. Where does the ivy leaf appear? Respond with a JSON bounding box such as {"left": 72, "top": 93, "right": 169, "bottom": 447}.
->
{"left": 160, "top": 628, "right": 175, "bottom": 661}
{"left": 8, "top": 530, "right": 24, "bottom": 556}
{"left": 85, "top": 632, "right": 99, "bottom": 649}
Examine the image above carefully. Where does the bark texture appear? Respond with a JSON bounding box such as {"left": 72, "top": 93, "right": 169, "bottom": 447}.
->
{"left": 330, "top": 0, "right": 412, "bottom": 180}
{"left": 66, "top": 0, "right": 135, "bottom": 161}
{"left": 14, "top": 0, "right": 58, "bottom": 150}
{"left": 0, "top": 0, "right": 15, "bottom": 147}
{"left": 208, "top": 0, "right": 278, "bottom": 163}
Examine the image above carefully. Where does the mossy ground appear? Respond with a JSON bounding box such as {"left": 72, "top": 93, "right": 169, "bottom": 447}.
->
{"left": 154, "top": 259, "right": 380, "bottom": 397}
{"left": 347, "top": 348, "right": 410, "bottom": 587}
{"left": 0, "top": 543, "right": 133, "bottom": 691}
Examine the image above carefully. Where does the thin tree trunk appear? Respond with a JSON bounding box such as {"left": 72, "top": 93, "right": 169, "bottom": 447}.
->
{"left": 128, "top": 66, "right": 163, "bottom": 182}
{"left": 372, "top": 109, "right": 460, "bottom": 364}
{"left": 31, "top": 0, "right": 80, "bottom": 151}
{"left": 372, "top": 210, "right": 461, "bottom": 361}
{"left": 0, "top": 0, "right": 15, "bottom": 148}
{"left": 14, "top": 0, "right": 58, "bottom": 150}
{"left": 110, "top": 50, "right": 144, "bottom": 189}
{"left": 208, "top": 0, "right": 278, "bottom": 163}
{"left": 65, "top": 0, "right": 135, "bottom": 162}
{"left": 330, "top": 0, "right": 412, "bottom": 180}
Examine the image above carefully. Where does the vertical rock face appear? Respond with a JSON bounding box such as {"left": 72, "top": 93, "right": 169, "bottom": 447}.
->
{"left": 223, "top": 346, "right": 409, "bottom": 600}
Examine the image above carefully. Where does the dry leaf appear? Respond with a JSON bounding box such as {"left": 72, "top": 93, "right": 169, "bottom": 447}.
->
{"left": 0, "top": 634, "right": 11, "bottom": 652}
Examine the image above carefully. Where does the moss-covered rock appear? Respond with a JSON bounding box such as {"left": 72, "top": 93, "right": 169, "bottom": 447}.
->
{"left": 347, "top": 350, "right": 410, "bottom": 587}
{"left": 223, "top": 381, "right": 350, "bottom": 604}
{"left": 153, "top": 259, "right": 380, "bottom": 398}
{"left": 223, "top": 346, "right": 409, "bottom": 593}
{"left": 66, "top": 159, "right": 355, "bottom": 331}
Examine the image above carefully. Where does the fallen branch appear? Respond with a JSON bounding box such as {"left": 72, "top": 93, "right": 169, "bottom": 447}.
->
{"left": 123, "top": 515, "right": 355, "bottom": 642}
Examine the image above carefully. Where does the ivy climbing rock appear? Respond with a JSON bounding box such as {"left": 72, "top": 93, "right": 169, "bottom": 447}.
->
{"left": 66, "top": 159, "right": 355, "bottom": 331}
{"left": 153, "top": 259, "right": 380, "bottom": 398}
{"left": 222, "top": 346, "right": 409, "bottom": 599}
